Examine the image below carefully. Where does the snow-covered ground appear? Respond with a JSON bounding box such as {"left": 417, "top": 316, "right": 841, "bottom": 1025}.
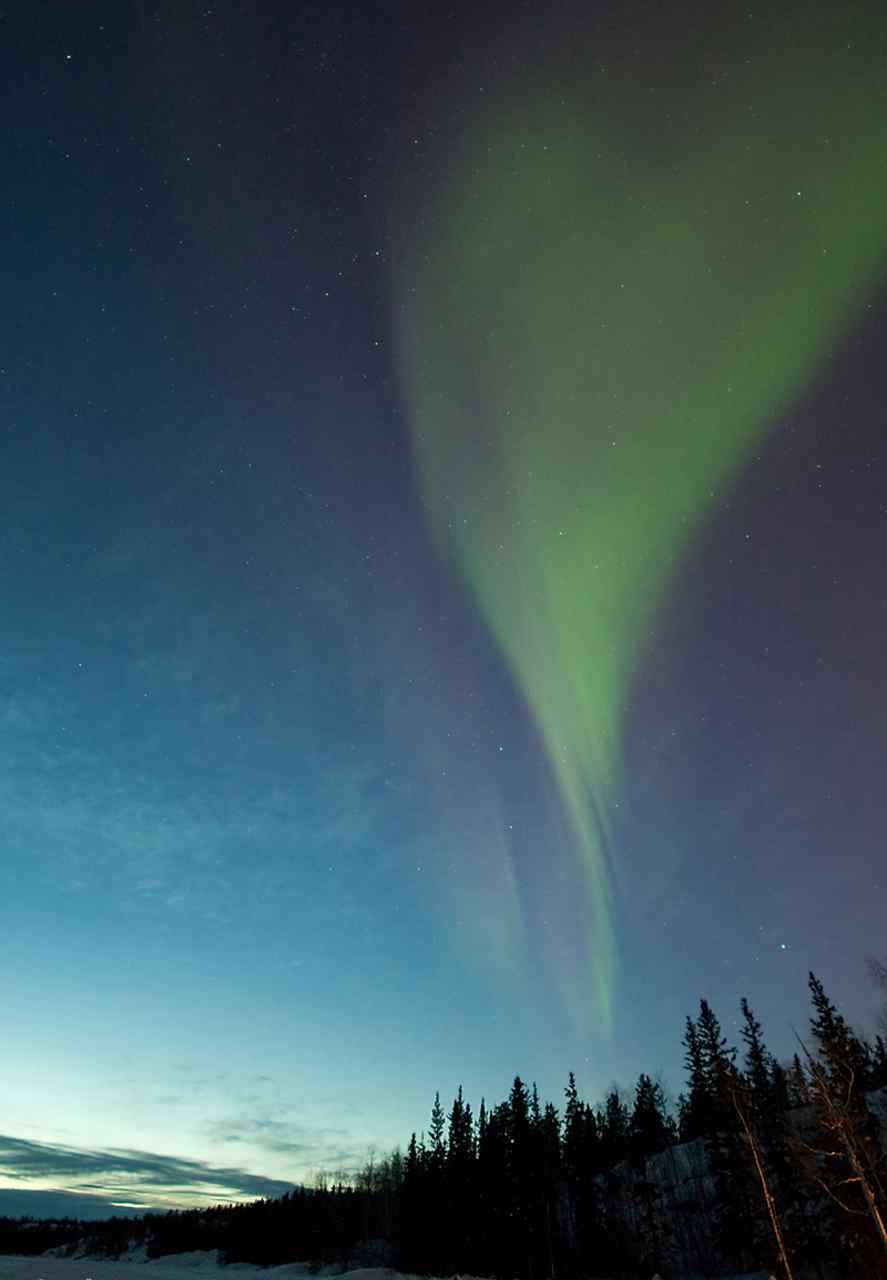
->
{"left": 0, "top": 1261, "right": 469, "bottom": 1280}
{"left": 0, "top": 1255, "right": 338, "bottom": 1280}
{"left": 0, "top": 1260, "right": 774, "bottom": 1280}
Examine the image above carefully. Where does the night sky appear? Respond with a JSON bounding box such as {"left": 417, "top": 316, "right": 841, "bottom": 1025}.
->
{"left": 2, "top": 0, "right": 886, "bottom": 1218}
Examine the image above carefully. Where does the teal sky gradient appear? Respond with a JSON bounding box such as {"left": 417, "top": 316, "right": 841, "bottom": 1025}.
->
{"left": 1, "top": 0, "right": 886, "bottom": 1217}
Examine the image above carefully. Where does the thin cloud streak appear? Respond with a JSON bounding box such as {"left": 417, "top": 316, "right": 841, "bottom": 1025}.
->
{"left": 0, "top": 1133, "right": 294, "bottom": 1208}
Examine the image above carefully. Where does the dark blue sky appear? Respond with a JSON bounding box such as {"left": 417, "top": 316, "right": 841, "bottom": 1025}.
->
{"left": 2, "top": 0, "right": 886, "bottom": 1215}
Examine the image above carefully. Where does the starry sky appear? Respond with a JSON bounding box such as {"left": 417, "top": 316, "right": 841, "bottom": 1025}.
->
{"left": 2, "top": 0, "right": 886, "bottom": 1219}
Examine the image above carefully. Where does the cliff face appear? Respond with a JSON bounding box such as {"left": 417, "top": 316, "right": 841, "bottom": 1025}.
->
{"left": 594, "top": 1088, "right": 887, "bottom": 1277}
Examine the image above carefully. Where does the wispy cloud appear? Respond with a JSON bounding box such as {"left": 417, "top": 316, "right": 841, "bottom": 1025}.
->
{"left": 0, "top": 1187, "right": 150, "bottom": 1220}
{"left": 203, "top": 1114, "right": 366, "bottom": 1174}
{"left": 0, "top": 1133, "right": 293, "bottom": 1209}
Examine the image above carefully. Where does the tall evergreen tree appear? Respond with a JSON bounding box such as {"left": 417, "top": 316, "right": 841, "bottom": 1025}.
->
{"left": 738, "top": 999, "right": 804, "bottom": 1276}
{"left": 539, "top": 1102, "right": 563, "bottom": 1280}
{"left": 428, "top": 1091, "right": 447, "bottom": 1169}
{"left": 696, "top": 997, "right": 737, "bottom": 1126}
{"left": 786, "top": 1053, "right": 811, "bottom": 1108}
{"left": 600, "top": 1089, "right": 630, "bottom": 1168}
{"left": 562, "top": 1073, "right": 604, "bottom": 1278}
{"left": 563, "top": 1072, "right": 584, "bottom": 1190}
{"left": 476, "top": 1098, "right": 511, "bottom": 1276}
{"left": 770, "top": 1059, "right": 790, "bottom": 1113}
{"left": 444, "top": 1086, "right": 475, "bottom": 1272}
{"left": 695, "top": 998, "right": 757, "bottom": 1272}
{"left": 804, "top": 973, "right": 887, "bottom": 1267}
{"left": 630, "top": 1074, "right": 673, "bottom": 1167}
{"left": 680, "top": 1015, "right": 710, "bottom": 1142}
{"left": 740, "top": 997, "right": 772, "bottom": 1101}
{"left": 422, "top": 1093, "right": 448, "bottom": 1272}
{"left": 808, "top": 972, "right": 871, "bottom": 1096}
{"left": 505, "top": 1077, "right": 538, "bottom": 1276}
{"left": 447, "top": 1085, "right": 474, "bottom": 1168}
{"left": 397, "top": 1133, "right": 426, "bottom": 1271}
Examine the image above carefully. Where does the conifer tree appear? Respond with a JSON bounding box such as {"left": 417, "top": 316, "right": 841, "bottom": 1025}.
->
{"left": 770, "top": 1059, "right": 791, "bottom": 1113}
{"left": 445, "top": 1086, "right": 474, "bottom": 1272}
{"left": 786, "top": 1054, "right": 811, "bottom": 1108}
{"left": 695, "top": 998, "right": 757, "bottom": 1272}
{"left": 447, "top": 1084, "right": 474, "bottom": 1168}
{"left": 525, "top": 1082, "right": 551, "bottom": 1280}
{"left": 509, "top": 1075, "right": 531, "bottom": 1143}
{"left": 741, "top": 997, "right": 772, "bottom": 1101}
{"left": 626, "top": 1075, "right": 674, "bottom": 1275}
{"left": 738, "top": 999, "right": 802, "bottom": 1277}
{"left": 530, "top": 1080, "right": 541, "bottom": 1127}
{"left": 803, "top": 973, "right": 887, "bottom": 1265}
{"left": 539, "top": 1102, "right": 563, "bottom": 1280}
{"left": 420, "top": 1093, "right": 447, "bottom": 1271}
{"left": 808, "top": 972, "right": 872, "bottom": 1096}
{"left": 477, "top": 1098, "right": 511, "bottom": 1276}
{"left": 562, "top": 1073, "right": 601, "bottom": 1277}
{"left": 600, "top": 1089, "right": 630, "bottom": 1168}
{"left": 428, "top": 1091, "right": 446, "bottom": 1169}
{"left": 696, "top": 997, "right": 736, "bottom": 1126}
{"left": 505, "top": 1077, "right": 537, "bottom": 1275}
{"left": 541, "top": 1101, "right": 561, "bottom": 1170}
{"left": 630, "top": 1074, "right": 673, "bottom": 1166}
{"left": 680, "top": 1015, "right": 709, "bottom": 1141}
{"left": 397, "top": 1133, "right": 425, "bottom": 1271}
{"left": 563, "top": 1072, "right": 584, "bottom": 1191}
{"left": 475, "top": 1099, "right": 491, "bottom": 1272}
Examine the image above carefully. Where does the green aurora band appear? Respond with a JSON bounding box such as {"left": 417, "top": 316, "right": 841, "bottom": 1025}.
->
{"left": 392, "top": 6, "right": 887, "bottom": 1027}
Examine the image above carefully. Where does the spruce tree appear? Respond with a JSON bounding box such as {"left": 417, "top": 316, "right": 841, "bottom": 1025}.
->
{"left": 445, "top": 1087, "right": 474, "bottom": 1272}
{"left": 808, "top": 972, "right": 872, "bottom": 1096}
{"left": 600, "top": 1089, "right": 630, "bottom": 1168}
{"left": 630, "top": 1073, "right": 673, "bottom": 1166}
{"left": 562, "top": 1073, "right": 602, "bottom": 1277}
{"left": 627, "top": 1075, "right": 673, "bottom": 1275}
{"left": 770, "top": 1059, "right": 791, "bottom": 1113}
{"left": 505, "top": 1078, "right": 536, "bottom": 1276}
{"left": 563, "top": 1072, "right": 584, "bottom": 1191}
{"left": 428, "top": 1091, "right": 446, "bottom": 1169}
{"left": 695, "top": 998, "right": 757, "bottom": 1272}
{"left": 696, "top": 997, "right": 736, "bottom": 1126}
{"left": 447, "top": 1084, "right": 474, "bottom": 1168}
{"left": 423, "top": 1093, "right": 447, "bottom": 1271}
{"left": 804, "top": 973, "right": 887, "bottom": 1266}
{"left": 397, "top": 1133, "right": 425, "bottom": 1271}
{"left": 475, "top": 1100, "right": 491, "bottom": 1273}
{"left": 786, "top": 1054, "right": 810, "bottom": 1108}
{"left": 680, "top": 1015, "right": 710, "bottom": 1141}
{"left": 740, "top": 997, "right": 772, "bottom": 1101}
{"left": 477, "top": 1099, "right": 511, "bottom": 1276}
{"left": 539, "top": 1102, "right": 562, "bottom": 1280}
{"left": 739, "top": 999, "right": 802, "bottom": 1276}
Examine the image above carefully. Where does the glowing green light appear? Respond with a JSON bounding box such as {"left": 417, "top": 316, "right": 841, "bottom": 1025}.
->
{"left": 392, "top": 5, "right": 887, "bottom": 1027}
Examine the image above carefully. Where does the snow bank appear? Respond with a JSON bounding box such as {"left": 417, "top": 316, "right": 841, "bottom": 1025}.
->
{"left": 0, "top": 1257, "right": 242, "bottom": 1280}
{"left": 0, "top": 1261, "right": 366, "bottom": 1279}
{"left": 0, "top": 1258, "right": 776, "bottom": 1280}
{"left": 146, "top": 1254, "right": 224, "bottom": 1270}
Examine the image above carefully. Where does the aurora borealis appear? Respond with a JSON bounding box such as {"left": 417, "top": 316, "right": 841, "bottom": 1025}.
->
{"left": 395, "top": 2, "right": 887, "bottom": 1027}
{"left": 1, "top": 0, "right": 886, "bottom": 1218}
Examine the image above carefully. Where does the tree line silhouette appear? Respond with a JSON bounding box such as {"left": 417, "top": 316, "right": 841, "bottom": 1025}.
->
{"left": 4, "top": 968, "right": 887, "bottom": 1278}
